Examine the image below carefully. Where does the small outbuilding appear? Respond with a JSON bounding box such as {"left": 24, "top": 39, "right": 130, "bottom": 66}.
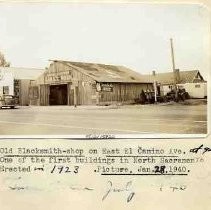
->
{"left": 148, "top": 70, "right": 207, "bottom": 99}
{"left": 29, "top": 60, "right": 153, "bottom": 106}
{"left": 0, "top": 67, "right": 44, "bottom": 105}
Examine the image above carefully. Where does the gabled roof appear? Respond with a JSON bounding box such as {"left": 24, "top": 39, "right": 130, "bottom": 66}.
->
{"left": 0, "top": 67, "right": 45, "bottom": 80}
{"left": 52, "top": 60, "right": 152, "bottom": 83}
{"left": 144, "top": 70, "right": 205, "bottom": 85}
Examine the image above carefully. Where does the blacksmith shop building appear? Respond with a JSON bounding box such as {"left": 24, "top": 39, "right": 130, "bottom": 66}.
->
{"left": 29, "top": 60, "right": 153, "bottom": 106}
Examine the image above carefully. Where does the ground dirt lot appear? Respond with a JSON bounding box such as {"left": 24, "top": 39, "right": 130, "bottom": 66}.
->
{"left": 0, "top": 100, "right": 207, "bottom": 135}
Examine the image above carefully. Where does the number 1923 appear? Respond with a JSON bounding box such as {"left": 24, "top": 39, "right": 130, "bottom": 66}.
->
{"left": 50, "top": 165, "right": 79, "bottom": 174}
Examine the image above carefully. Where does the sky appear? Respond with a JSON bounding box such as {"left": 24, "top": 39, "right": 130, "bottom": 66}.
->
{"left": 0, "top": 3, "right": 210, "bottom": 78}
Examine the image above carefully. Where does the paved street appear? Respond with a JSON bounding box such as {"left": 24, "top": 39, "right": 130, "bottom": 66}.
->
{"left": 0, "top": 102, "right": 207, "bottom": 136}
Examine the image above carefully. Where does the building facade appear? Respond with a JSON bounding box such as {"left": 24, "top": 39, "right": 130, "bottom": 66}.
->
{"left": 29, "top": 60, "right": 153, "bottom": 106}
{"left": 0, "top": 67, "right": 44, "bottom": 105}
{"left": 0, "top": 69, "right": 14, "bottom": 95}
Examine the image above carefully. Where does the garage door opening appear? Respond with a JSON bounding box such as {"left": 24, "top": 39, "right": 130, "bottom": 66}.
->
{"left": 49, "top": 84, "right": 68, "bottom": 105}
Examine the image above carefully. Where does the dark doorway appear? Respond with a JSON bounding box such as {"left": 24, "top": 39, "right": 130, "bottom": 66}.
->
{"left": 157, "top": 85, "right": 161, "bottom": 96}
{"left": 49, "top": 84, "right": 68, "bottom": 105}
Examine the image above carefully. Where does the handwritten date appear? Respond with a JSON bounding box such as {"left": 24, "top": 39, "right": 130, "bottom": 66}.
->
{"left": 190, "top": 144, "right": 211, "bottom": 154}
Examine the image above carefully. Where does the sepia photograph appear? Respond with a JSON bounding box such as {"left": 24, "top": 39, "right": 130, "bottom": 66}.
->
{"left": 0, "top": 2, "right": 209, "bottom": 136}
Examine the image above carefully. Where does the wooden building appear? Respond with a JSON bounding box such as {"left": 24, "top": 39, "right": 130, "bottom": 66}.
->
{"left": 0, "top": 67, "right": 44, "bottom": 105}
{"left": 29, "top": 60, "right": 153, "bottom": 106}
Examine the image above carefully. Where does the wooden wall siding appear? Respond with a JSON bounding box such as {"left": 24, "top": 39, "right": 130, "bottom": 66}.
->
{"left": 43, "top": 62, "right": 92, "bottom": 85}
{"left": 52, "top": 62, "right": 97, "bottom": 105}
{"left": 99, "top": 83, "right": 153, "bottom": 104}
{"left": 14, "top": 80, "right": 20, "bottom": 104}
{"left": 78, "top": 80, "right": 96, "bottom": 105}
{"left": 67, "top": 83, "right": 74, "bottom": 105}
{"left": 39, "top": 62, "right": 97, "bottom": 105}
{"left": 29, "top": 61, "right": 153, "bottom": 106}
{"left": 14, "top": 80, "right": 30, "bottom": 106}
{"left": 40, "top": 84, "right": 49, "bottom": 106}
{"left": 19, "top": 80, "right": 31, "bottom": 106}
{"left": 29, "top": 86, "right": 39, "bottom": 105}
{"left": 15, "top": 80, "right": 30, "bottom": 106}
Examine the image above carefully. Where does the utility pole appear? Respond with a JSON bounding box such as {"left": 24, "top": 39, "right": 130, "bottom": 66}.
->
{"left": 170, "top": 38, "right": 178, "bottom": 101}
{"left": 170, "top": 38, "right": 176, "bottom": 70}
{"left": 152, "top": 70, "right": 157, "bottom": 103}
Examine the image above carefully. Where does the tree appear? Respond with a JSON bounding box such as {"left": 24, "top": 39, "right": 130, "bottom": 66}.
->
{"left": 0, "top": 51, "right": 10, "bottom": 67}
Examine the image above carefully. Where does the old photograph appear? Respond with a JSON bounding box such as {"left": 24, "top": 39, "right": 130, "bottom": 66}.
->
{"left": 0, "top": 2, "right": 209, "bottom": 136}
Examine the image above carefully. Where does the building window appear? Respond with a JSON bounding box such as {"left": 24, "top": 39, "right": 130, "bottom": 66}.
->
{"left": 3, "top": 86, "right": 9, "bottom": 94}
{"left": 195, "top": 84, "right": 200, "bottom": 88}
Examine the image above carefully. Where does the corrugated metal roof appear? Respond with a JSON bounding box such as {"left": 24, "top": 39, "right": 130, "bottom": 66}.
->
{"left": 52, "top": 60, "right": 152, "bottom": 83}
{"left": 144, "top": 70, "right": 204, "bottom": 84}
{"left": 0, "top": 67, "right": 45, "bottom": 80}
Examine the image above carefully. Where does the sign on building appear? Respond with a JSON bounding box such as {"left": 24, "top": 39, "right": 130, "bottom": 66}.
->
{"left": 100, "top": 83, "right": 113, "bottom": 92}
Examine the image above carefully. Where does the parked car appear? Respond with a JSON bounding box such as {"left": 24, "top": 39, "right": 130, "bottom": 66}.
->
{"left": 135, "top": 90, "right": 163, "bottom": 104}
{"left": 0, "top": 95, "right": 16, "bottom": 109}
{"left": 164, "top": 89, "right": 189, "bottom": 102}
